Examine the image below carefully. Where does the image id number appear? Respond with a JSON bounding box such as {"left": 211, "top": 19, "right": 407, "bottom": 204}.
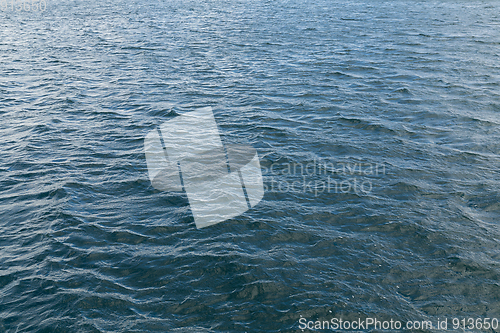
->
{"left": 1, "top": 0, "right": 47, "bottom": 11}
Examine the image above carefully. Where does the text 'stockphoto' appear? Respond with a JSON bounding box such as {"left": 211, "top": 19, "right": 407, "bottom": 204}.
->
{"left": 144, "top": 107, "right": 264, "bottom": 229}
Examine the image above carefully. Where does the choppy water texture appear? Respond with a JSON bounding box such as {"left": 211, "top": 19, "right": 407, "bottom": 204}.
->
{"left": 1, "top": 0, "right": 500, "bottom": 332}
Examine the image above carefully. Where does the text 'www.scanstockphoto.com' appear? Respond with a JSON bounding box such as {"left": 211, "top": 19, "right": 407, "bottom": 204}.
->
{"left": 299, "top": 316, "right": 499, "bottom": 331}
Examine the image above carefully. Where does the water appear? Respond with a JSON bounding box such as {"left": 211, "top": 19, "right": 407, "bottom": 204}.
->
{"left": 1, "top": 0, "right": 500, "bottom": 331}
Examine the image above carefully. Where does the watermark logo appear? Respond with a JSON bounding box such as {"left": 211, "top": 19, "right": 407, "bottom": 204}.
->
{"left": 144, "top": 106, "right": 264, "bottom": 229}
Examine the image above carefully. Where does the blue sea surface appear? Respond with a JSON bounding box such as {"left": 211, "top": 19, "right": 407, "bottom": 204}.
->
{"left": 1, "top": 0, "right": 500, "bottom": 331}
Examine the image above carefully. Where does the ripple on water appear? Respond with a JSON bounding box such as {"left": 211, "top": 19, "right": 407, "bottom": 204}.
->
{"left": 1, "top": 0, "right": 500, "bottom": 331}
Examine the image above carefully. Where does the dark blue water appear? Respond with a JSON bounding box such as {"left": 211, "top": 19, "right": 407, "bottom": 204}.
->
{"left": 1, "top": 0, "right": 500, "bottom": 331}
